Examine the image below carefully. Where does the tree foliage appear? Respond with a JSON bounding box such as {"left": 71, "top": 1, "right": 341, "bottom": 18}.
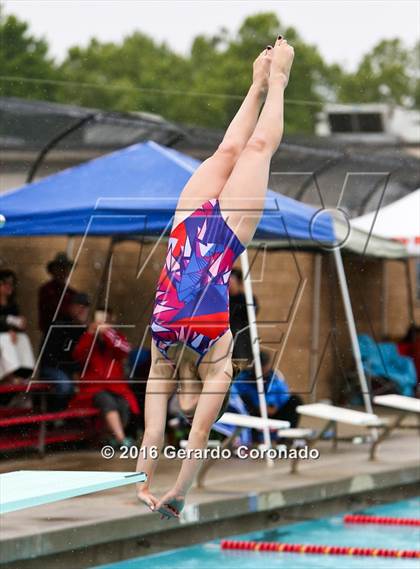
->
{"left": 1, "top": 3, "right": 418, "bottom": 134}
{"left": 0, "top": 4, "right": 58, "bottom": 100}
{"left": 336, "top": 39, "right": 416, "bottom": 106}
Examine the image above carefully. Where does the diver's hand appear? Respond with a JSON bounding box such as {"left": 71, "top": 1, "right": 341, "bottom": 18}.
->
{"left": 136, "top": 488, "right": 159, "bottom": 513}
{"left": 155, "top": 488, "right": 185, "bottom": 520}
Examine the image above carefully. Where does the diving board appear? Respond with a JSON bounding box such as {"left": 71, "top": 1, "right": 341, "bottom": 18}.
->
{"left": 0, "top": 470, "right": 147, "bottom": 514}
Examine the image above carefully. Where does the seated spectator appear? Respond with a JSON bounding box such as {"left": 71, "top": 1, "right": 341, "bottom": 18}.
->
{"left": 38, "top": 253, "right": 77, "bottom": 336}
{"left": 0, "top": 269, "right": 35, "bottom": 384}
{"left": 234, "top": 350, "right": 303, "bottom": 429}
{"left": 39, "top": 292, "right": 90, "bottom": 411}
{"left": 229, "top": 268, "right": 259, "bottom": 364}
{"left": 70, "top": 305, "right": 139, "bottom": 448}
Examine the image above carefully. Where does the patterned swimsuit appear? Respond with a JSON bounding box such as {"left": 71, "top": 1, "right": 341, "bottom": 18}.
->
{"left": 151, "top": 198, "right": 245, "bottom": 363}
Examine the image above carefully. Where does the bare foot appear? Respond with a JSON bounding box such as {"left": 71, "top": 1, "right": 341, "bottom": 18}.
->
{"left": 270, "top": 36, "right": 294, "bottom": 88}
{"left": 252, "top": 46, "right": 273, "bottom": 96}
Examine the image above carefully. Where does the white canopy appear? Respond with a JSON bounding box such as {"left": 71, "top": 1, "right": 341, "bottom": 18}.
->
{"left": 334, "top": 215, "right": 409, "bottom": 259}
{"left": 351, "top": 190, "right": 420, "bottom": 256}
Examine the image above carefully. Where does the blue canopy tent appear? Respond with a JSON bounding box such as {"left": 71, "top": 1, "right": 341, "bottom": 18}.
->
{"left": 0, "top": 140, "right": 335, "bottom": 244}
{"left": 0, "top": 141, "right": 372, "bottom": 449}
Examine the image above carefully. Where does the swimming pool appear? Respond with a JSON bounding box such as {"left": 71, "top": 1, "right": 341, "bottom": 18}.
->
{"left": 94, "top": 498, "right": 420, "bottom": 569}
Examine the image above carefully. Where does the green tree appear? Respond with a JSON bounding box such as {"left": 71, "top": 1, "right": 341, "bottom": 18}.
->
{"left": 337, "top": 39, "right": 414, "bottom": 105}
{"left": 409, "top": 40, "right": 420, "bottom": 108}
{"left": 184, "top": 13, "right": 326, "bottom": 132}
{"left": 58, "top": 32, "right": 192, "bottom": 119}
{"left": 57, "top": 12, "right": 329, "bottom": 132}
{"left": 3, "top": 2, "right": 417, "bottom": 133}
{"left": 0, "top": 3, "right": 58, "bottom": 100}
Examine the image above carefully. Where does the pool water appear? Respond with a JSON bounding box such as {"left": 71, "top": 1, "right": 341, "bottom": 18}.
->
{"left": 95, "top": 498, "right": 420, "bottom": 569}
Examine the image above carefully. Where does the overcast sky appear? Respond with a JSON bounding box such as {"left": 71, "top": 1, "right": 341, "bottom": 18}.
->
{"left": 4, "top": 0, "right": 419, "bottom": 70}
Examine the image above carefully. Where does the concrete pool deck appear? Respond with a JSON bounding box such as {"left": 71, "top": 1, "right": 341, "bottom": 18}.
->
{"left": 1, "top": 415, "right": 419, "bottom": 568}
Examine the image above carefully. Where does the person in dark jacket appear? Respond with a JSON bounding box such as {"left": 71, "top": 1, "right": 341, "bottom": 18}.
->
{"left": 229, "top": 268, "right": 259, "bottom": 364}
{"left": 38, "top": 253, "right": 77, "bottom": 336}
{"left": 39, "top": 292, "right": 89, "bottom": 411}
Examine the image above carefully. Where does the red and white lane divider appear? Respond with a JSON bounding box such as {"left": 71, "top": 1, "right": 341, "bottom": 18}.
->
{"left": 344, "top": 514, "right": 420, "bottom": 527}
{"left": 220, "top": 539, "right": 420, "bottom": 559}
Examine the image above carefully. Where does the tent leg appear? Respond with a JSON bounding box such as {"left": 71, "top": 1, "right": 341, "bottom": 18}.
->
{"left": 66, "top": 237, "right": 75, "bottom": 259}
{"left": 92, "top": 237, "right": 115, "bottom": 313}
{"left": 332, "top": 248, "right": 373, "bottom": 415}
{"left": 310, "top": 253, "right": 322, "bottom": 402}
{"left": 240, "top": 249, "right": 273, "bottom": 465}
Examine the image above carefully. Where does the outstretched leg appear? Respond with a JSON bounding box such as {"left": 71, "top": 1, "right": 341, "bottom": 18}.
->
{"left": 219, "top": 37, "right": 295, "bottom": 246}
{"left": 172, "top": 48, "right": 272, "bottom": 227}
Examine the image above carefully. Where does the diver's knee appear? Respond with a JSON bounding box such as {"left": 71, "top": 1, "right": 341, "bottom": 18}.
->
{"left": 143, "top": 426, "right": 165, "bottom": 442}
{"left": 244, "top": 135, "right": 272, "bottom": 154}
{"left": 213, "top": 140, "right": 242, "bottom": 166}
{"left": 188, "top": 426, "right": 210, "bottom": 444}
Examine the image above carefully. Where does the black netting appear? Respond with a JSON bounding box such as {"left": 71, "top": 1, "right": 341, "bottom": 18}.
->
{"left": 2, "top": 96, "right": 419, "bottom": 217}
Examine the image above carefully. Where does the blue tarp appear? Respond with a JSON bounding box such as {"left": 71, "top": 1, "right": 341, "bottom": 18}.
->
{"left": 0, "top": 141, "right": 335, "bottom": 243}
{"left": 358, "top": 334, "right": 417, "bottom": 396}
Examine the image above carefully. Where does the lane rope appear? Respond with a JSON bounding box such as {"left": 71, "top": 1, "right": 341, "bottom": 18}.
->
{"left": 344, "top": 514, "right": 420, "bottom": 527}
{"left": 220, "top": 539, "right": 420, "bottom": 558}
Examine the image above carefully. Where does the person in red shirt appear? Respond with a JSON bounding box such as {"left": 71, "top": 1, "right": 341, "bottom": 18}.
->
{"left": 38, "top": 253, "right": 77, "bottom": 335}
{"left": 70, "top": 306, "right": 139, "bottom": 447}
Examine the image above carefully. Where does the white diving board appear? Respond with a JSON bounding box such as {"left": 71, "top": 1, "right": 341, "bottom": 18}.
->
{"left": 0, "top": 470, "right": 147, "bottom": 514}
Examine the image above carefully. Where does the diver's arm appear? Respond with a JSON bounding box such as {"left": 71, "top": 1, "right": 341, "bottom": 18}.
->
{"left": 135, "top": 370, "right": 175, "bottom": 509}
{"left": 174, "top": 374, "right": 231, "bottom": 496}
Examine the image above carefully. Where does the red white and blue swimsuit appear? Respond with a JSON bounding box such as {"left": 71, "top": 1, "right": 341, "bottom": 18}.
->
{"left": 151, "top": 199, "right": 245, "bottom": 363}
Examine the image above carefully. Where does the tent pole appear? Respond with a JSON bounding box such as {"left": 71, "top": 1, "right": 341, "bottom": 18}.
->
{"left": 92, "top": 236, "right": 115, "bottom": 314}
{"left": 310, "top": 253, "right": 322, "bottom": 402}
{"left": 240, "top": 249, "right": 273, "bottom": 465}
{"left": 332, "top": 247, "right": 373, "bottom": 415}
{"left": 66, "top": 237, "right": 75, "bottom": 259}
